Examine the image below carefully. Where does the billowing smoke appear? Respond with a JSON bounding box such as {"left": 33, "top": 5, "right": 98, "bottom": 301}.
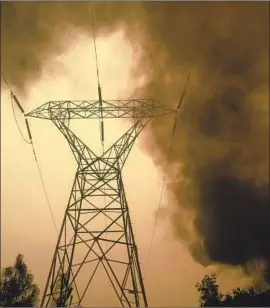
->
{"left": 0, "top": 2, "right": 143, "bottom": 93}
{"left": 1, "top": 2, "right": 269, "bottom": 283}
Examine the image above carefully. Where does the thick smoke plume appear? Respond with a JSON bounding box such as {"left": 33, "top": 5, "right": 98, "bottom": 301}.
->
{"left": 1, "top": 2, "right": 269, "bottom": 283}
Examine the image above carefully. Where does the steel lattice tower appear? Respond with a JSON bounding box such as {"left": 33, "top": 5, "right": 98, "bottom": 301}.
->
{"left": 26, "top": 96, "right": 175, "bottom": 307}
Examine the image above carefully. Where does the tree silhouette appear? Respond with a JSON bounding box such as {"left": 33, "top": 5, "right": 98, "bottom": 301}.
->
{"left": 196, "top": 273, "right": 270, "bottom": 307}
{"left": 196, "top": 274, "right": 222, "bottom": 306}
{"left": 0, "top": 254, "right": 39, "bottom": 307}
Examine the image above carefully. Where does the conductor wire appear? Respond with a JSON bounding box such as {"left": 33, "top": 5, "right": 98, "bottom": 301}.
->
{"left": 89, "top": 1, "right": 100, "bottom": 87}
{"left": 2, "top": 75, "right": 58, "bottom": 236}
{"left": 146, "top": 73, "right": 191, "bottom": 268}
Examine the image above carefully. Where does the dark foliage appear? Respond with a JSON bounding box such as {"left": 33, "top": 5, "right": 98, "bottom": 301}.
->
{"left": 0, "top": 254, "right": 39, "bottom": 307}
{"left": 196, "top": 274, "right": 270, "bottom": 307}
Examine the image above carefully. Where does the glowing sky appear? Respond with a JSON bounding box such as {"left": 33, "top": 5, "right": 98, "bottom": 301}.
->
{"left": 1, "top": 29, "right": 251, "bottom": 306}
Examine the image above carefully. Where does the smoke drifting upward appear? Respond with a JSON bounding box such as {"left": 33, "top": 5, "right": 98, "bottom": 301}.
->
{"left": 1, "top": 1, "right": 269, "bottom": 283}
{"left": 134, "top": 2, "right": 269, "bottom": 283}
{"left": 134, "top": 2, "right": 269, "bottom": 284}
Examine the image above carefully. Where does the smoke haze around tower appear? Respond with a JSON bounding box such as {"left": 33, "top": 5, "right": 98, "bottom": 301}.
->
{"left": 1, "top": 2, "right": 269, "bottom": 284}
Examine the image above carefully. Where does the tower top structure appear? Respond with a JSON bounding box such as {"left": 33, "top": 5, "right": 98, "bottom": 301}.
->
{"left": 26, "top": 99, "right": 175, "bottom": 120}
{"left": 25, "top": 93, "right": 176, "bottom": 307}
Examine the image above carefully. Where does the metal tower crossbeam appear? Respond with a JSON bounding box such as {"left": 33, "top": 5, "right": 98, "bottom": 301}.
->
{"left": 26, "top": 99, "right": 174, "bottom": 120}
{"left": 26, "top": 99, "right": 175, "bottom": 307}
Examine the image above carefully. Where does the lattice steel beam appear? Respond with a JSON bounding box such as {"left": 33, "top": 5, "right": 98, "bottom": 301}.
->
{"left": 26, "top": 99, "right": 174, "bottom": 120}
{"left": 26, "top": 99, "right": 175, "bottom": 307}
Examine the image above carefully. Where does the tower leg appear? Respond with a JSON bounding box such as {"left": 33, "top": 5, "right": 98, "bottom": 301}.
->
{"left": 41, "top": 158, "right": 147, "bottom": 307}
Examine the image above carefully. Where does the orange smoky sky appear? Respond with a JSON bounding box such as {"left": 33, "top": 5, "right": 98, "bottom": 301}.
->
{"left": 1, "top": 1, "right": 269, "bottom": 306}
{"left": 1, "top": 28, "right": 208, "bottom": 306}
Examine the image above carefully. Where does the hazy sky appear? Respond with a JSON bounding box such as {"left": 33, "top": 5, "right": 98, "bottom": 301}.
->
{"left": 1, "top": 29, "right": 205, "bottom": 306}
{"left": 2, "top": 2, "right": 268, "bottom": 306}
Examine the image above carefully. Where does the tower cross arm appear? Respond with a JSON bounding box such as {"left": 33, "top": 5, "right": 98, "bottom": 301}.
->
{"left": 25, "top": 99, "right": 176, "bottom": 120}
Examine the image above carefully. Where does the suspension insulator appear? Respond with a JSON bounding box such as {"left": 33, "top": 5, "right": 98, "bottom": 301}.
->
{"left": 101, "top": 120, "right": 104, "bottom": 143}
{"left": 12, "top": 94, "right": 25, "bottom": 114}
{"left": 25, "top": 118, "right": 32, "bottom": 140}
{"left": 98, "top": 85, "right": 102, "bottom": 103}
{"left": 172, "top": 116, "right": 178, "bottom": 136}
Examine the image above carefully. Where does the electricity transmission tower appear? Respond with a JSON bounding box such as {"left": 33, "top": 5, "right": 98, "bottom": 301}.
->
{"left": 26, "top": 93, "right": 175, "bottom": 307}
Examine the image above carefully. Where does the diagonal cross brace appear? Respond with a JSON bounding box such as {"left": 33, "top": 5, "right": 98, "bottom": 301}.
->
{"left": 26, "top": 98, "right": 175, "bottom": 307}
{"left": 51, "top": 115, "right": 150, "bottom": 174}
{"left": 26, "top": 99, "right": 175, "bottom": 120}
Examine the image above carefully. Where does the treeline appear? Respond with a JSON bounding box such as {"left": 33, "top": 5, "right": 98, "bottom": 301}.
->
{"left": 1, "top": 254, "right": 270, "bottom": 307}
{"left": 196, "top": 273, "right": 270, "bottom": 307}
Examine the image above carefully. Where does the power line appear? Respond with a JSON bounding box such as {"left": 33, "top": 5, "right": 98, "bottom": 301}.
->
{"left": 146, "top": 123, "right": 175, "bottom": 265}
{"left": 89, "top": 1, "right": 105, "bottom": 149}
{"left": 146, "top": 73, "right": 191, "bottom": 267}
{"left": 2, "top": 75, "right": 58, "bottom": 236}
{"left": 31, "top": 139, "right": 59, "bottom": 235}
{"left": 89, "top": 1, "right": 100, "bottom": 87}
{"left": 89, "top": 2, "right": 109, "bottom": 272}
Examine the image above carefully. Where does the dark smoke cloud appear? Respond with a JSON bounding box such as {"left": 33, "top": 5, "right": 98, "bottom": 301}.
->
{"left": 199, "top": 174, "right": 269, "bottom": 265}
{"left": 1, "top": 2, "right": 269, "bottom": 283}
{"left": 135, "top": 2, "right": 270, "bottom": 283}
{"left": 1, "top": 2, "right": 143, "bottom": 93}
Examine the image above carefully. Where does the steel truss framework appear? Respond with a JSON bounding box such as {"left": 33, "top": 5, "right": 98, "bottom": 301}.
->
{"left": 26, "top": 99, "right": 175, "bottom": 307}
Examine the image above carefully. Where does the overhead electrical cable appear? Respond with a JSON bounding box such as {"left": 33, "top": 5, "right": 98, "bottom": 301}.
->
{"left": 2, "top": 74, "right": 58, "bottom": 236}
{"left": 89, "top": 1, "right": 100, "bottom": 87}
{"left": 89, "top": 1, "right": 108, "bottom": 246}
{"left": 31, "top": 141, "right": 59, "bottom": 235}
{"left": 89, "top": 1, "right": 104, "bottom": 147}
{"left": 146, "top": 73, "right": 191, "bottom": 267}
